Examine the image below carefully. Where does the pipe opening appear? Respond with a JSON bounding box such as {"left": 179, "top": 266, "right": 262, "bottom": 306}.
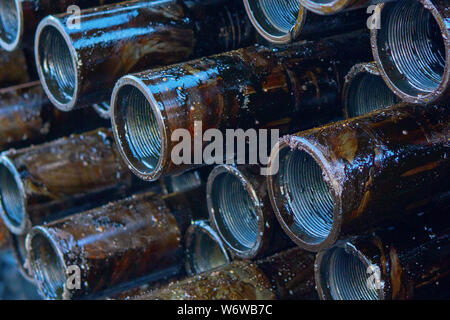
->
{"left": 278, "top": 147, "right": 333, "bottom": 245}
{"left": 0, "top": 162, "right": 25, "bottom": 229}
{"left": 29, "top": 232, "right": 65, "bottom": 300}
{"left": 210, "top": 172, "right": 259, "bottom": 252}
{"left": 114, "top": 84, "right": 162, "bottom": 174}
{"left": 376, "top": 0, "right": 446, "bottom": 97}
{"left": 0, "top": 0, "right": 19, "bottom": 47}
{"left": 246, "top": 0, "right": 301, "bottom": 38}
{"left": 319, "top": 246, "right": 380, "bottom": 300}
{"left": 37, "top": 25, "right": 76, "bottom": 105}
{"left": 187, "top": 226, "right": 229, "bottom": 275}
{"left": 346, "top": 73, "right": 399, "bottom": 117}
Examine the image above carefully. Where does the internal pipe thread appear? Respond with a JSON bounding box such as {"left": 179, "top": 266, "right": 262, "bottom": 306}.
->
{"left": 347, "top": 73, "right": 398, "bottom": 117}
{"left": 37, "top": 25, "right": 76, "bottom": 104}
{"left": 29, "top": 233, "right": 65, "bottom": 300}
{"left": 325, "top": 247, "right": 380, "bottom": 300}
{"left": 279, "top": 148, "right": 333, "bottom": 244}
{"left": 211, "top": 173, "right": 259, "bottom": 251}
{"left": 258, "top": 0, "right": 301, "bottom": 33}
{"left": 0, "top": 0, "right": 19, "bottom": 45}
{"left": 0, "top": 163, "right": 24, "bottom": 228}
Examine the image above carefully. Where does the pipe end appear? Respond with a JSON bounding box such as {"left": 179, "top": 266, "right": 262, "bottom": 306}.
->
{"left": 298, "top": 0, "right": 351, "bottom": 15}
{"left": 0, "top": 0, "right": 22, "bottom": 51}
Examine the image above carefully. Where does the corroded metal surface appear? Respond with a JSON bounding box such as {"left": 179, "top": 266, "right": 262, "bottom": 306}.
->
{"left": 268, "top": 102, "right": 450, "bottom": 252}
{"left": 26, "top": 188, "right": 206, "bottom": 299}
{"left": 112, "top": 30, "right": 371, "bottom": 181}
{"left": 134, "top": 247, "right": 317, "bottom": 300}
{"left": 299, "top": 0, "right": 392, "bottom": 15}
{"left": 0, "top": 49, "right": 29, "bottom": 86}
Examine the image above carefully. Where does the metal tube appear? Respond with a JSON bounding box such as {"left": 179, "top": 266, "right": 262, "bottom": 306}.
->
{"left": 0, "top": 82, "right": 106, "bottom": 150}
{"left": 0, "top": 49, "right": 29, "bottom": 86}
{"left": 9, "top": 232, "right": 34, "bottom": 282}
{"left": 34, "top": 0, "right": 254, "bottom": 113}
{"left": 371, "top": 0, "right": 450, "bottom": 105}
{"left": 298, "top": 0, "right": 391, "bottom": 15}
{"left": 133, "top": 247, "right": 317, "bottom": 300}
{"left": 185, "top": 220, "right": 231, "bottom": 276}
{"left": 316, "top": 212, "right": 450, "bottom": 300}
{"left": 26, "top": 188, "right": 206, "bottom": 300}
{"left": 111, "top": 30, "right": 371, "bottom": 181}
{"left": 207, "top": 164, "right": 292, "bottom": 259}
{"left": 0, "top": 0, "right": 129, "bottom": 51}
{"left": 0, "top": 128, "right": 138, "bottom": 235}
{"left": 0, "top": 219, "right": 10, "bottom": 252}
{"left": 243, "top": 0, "right": 367, "bottom": 44}
{"left": 342, "top": 62, "right": 399, "bottom": 118}
{"left": 267, "top": 102, "right": 450, "bottom": 252}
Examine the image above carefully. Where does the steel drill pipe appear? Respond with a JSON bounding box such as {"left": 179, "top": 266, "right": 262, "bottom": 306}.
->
{"left": 207, "top": 164, "right": 292, "bottom": 259}
{"left": 34, "top": 0, "right": 254, "bottom": 113}
{"left": 0, "top": 128, "right": 136, "bottom": 236}
{"left": 0, "top": 219, "right": 10, "bottom": 252}
{"left": 267, "top": 102, "right": 450, "bottom": 252}
{"left": 342, "top": 62, "right": 399, "bottom": 118}
{"left": 111, "top": 31, "right": 371, "bottom": 181}
{"left": 134, "top": 247, "right": 317, "bottom": 300}
{"left": 371, "top": 0, "right": 450, "bottom": 105}
{"left": 298, "top": 0, "right": 391, "bottom": 15}
{"left": 26, "top": 188, "right": 206, "bottom": 300}
{"left": 243, "top": 0, "right": 367, "bottom": 44}
{"left": 0, "top": 49, "right": 29, "bottom": 87}
{"left": 0, "top": 0, "right": 130, "bottom": 51}
{"left": 0, "top": 82, "right": 106, "bottom": 150}
{"left": 185, "top": 220, "right": 231, "bottom": 276}
{"left": 316, "top": 212, "right": 450, "bottom": 300}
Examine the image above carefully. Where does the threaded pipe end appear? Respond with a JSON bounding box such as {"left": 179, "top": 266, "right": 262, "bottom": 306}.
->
{"left": 0, "top": 0, "right": 20, "bottom": 51}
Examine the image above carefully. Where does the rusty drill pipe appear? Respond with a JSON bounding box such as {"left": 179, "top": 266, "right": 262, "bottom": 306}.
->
{"left": 207, "top": 164, "right": 292, "bottom": 259}
{"left": 0, "top": 218, "right": 10, "bottom": 252}
{"left": 267, "top": 103, "right": 450, "bottom": 252}
{"left": 134, "top": 247, "right": 317, "bottom": 300}
{"left": 342, "top": 62, "right": 399, "bottom": 118}
{"left": 0, "top": 82, "right": 107, "bottom": 150}
{"left": 298, "top": 0, "right": 391, "bottom": 15}
{"left": 160, "top": 167, "right": 212, "bottom": 195}
{"left": 0, "top": 128, "right": 139, "bottom": 235}
{"left": 371, "top": 0, "right": 450, "bottom": 105}
{"left": 111, "top": 31, "right": 371, "bottom": 181}
{"left": 243, "top": 0, "right": 367, "bottom": 44}
{"left": 185, "top": 220, "right": 231, "bottom": 276}
{"left": 26, "top": 188, "right": 206, "bottom": 300}
{"left": 34, "top": 0, "right": 254, "bottom": 113}
{"left": 0, "top": 0, "right": 131, "bottom": 51}
{"left": 316, "top": 211, "right": 450, "bottom": 300}
{"left": 0, "top": 49, "right": 29, "bottom": 86}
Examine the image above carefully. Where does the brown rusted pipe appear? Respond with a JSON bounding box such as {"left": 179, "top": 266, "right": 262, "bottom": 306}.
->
{"left": 111, "top": 30, "right": 371, "bottom": 181}
{"left": 0, "top": 49, "right": 29, "bottom": 86}
{"left": 244, "top": 0, "right": 367, "bottom": 44}
{"left": 267, "top": 102, "right": 450, "bottom": 252}
{"left": 371, "top": 0, "right": 450, "bottom": 105}
{"left": 133, "top": 247, "right": 317, "bottom": 300}
{"left": 316, "top": 211, "right": 450, "bottom": 300}
{"left": 185, "top": 220, "right": 231, "bottom": 276}
{"left": 34, "top": 0, "right": 254, "bottom": 113}
{"left": 342, "top": 62, "right": 399, "bottom": 118}
{"left": 0, "top": 82, "right": 106, "bottom": 150}
{"left": 26, "top": 188, "right": 206, "bottom": 300}
{"left": 207, "top": 164, "right": 292, "bottom": 259}
{"left": 0, "top": 219, "right": 10, "bottom": 252}
{"left": 298, "top": 0, "right": 391, "bottom": 15}
{"left": 0, "top": 128, "right": 141, "bottom": 236}
{"left": 0, "top": 0, "right": 129, "bottom": 51}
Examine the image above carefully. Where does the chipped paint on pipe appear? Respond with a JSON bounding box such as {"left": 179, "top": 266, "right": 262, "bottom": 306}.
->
{"left": 34, "top": 0, "right": 254, "bottom": 112}
{"left": 0, "top": 0, "right": 129, "bottom": 51}
{"left": 111, "top": 30, "right": 371, "bottom": 181}
{"left": 26, "top": 188, "right": 206, "bottom": 300}
{"left": 342, "top": 62, "right": 399, "bottom": 118}
{"left": 267, "top": 102, "right": 450, "bottom": 252}
{"left": 185, "top": 220, "right": 231, "bottom": 276}
{"left": 371, "top": 0, "right": 450, "bottom": 105}
{"left": 244, "top": 0, "right": 367, "bottom": 44}
{"left": 133, "top": 247, "right": 317, "bottom": 300}
{"left": 0, "top": 128, "right": 135, "bottom": 235}
{"left": 207, "top": 164, "right": 292, "bottom": 259}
